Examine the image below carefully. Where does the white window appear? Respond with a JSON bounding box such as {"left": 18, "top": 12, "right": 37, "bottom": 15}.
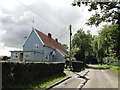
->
{"left": 33, "top": 44, "right": 39, "bottom": 50}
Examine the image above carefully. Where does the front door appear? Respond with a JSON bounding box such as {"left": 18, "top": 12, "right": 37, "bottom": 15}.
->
{"left": 20, "top": 53, "right": 23, "bottom": 61}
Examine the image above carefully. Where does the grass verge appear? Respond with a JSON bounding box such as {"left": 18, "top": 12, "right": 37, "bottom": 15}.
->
{"left": 64, "top": 67, "right": 71, "bottom": 71}
{"left": 32, "top": 73, "right": 69, "bottom": 89}
{"left": 98, "top": 64, "right": 120, "bottom": 76}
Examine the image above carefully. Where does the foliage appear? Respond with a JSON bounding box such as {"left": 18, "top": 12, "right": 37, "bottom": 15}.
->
{"left": 86, "top": 55, "right": 98, "bottom": 64}
{"left": 74, "top": 49, "right": 85, "bottom": 62}
{"left": 2, "top": 56, "right": 10, "bottom": 60}
{"left": 62, "top": 44, "right": 68, "bottom": 51}
{"left": 72, "top": 29, "right": 94, "bottom": 63}
{"left": 103, "top": 57, "right": 119, "bottom": 66}
{"left": 92, "top": 24, "right": 119, "bottom": 64}
{"left": 98, "top": 64, "right": 120, "bottom": 76}
{"left": 2, "top": 62, "right": 64, "bottom": 88}
{"left": 72, "top": 1, "right": 120, "bottom": 60}
{"left": 72, "top": 61, "right": 86, "bottom": 72}
{"left": 72, "top": 1, "right": 120, "bottom": 26}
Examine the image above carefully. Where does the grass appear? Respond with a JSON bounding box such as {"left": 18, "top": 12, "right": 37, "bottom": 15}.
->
{"left": 64, "top": 67, "right": 71, "bottom": 71}
{"left": 110, "top": 65, "right": 120, "bottom": 76}
{"left": 98, "top": 64, "right": 120, "bottom": 76}
{"left": 98, "top": 64, "right": 110, "bottom": 69}
{"left": 32, "top": 73, "right": 69, "bottom": 89}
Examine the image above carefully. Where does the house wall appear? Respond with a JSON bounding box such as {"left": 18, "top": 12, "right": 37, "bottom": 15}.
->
{"left": 23, "top": 30, "right": 44, "bottom": 51}
{"left": 24, "top": 52, "right": 31, "bottom": 61}
{"left": 10, "top": 51, "right": 44, "bottom": 62}
{"left": 44, "top": 46, "right": 55, "bottom": 61}
{"left": 23, "top": 30, "right": 45, "bottom": 61}
{"left": 28, "top": 51, "right": 44, "bottom": 61}
{"left": 55, "top": 50, "right": 65, "bottom": 62}
{"left": 11, "top": 30, "right": 66, "bottom": 62}
{"left": 44, "top": 46, "right": 65, "bottom": 62}
{"left": 11, "top": 52, "right": 20, "bottom": 61}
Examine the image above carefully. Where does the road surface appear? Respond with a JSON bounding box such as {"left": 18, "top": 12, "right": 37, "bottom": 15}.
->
{"left": 83, "top": 65, "right": 118, "bottom": 89}
{"left": 50, "top": 65, "right": 119, "bottom": 89}
{"left": 51, "top": 71, "right": 83, "bottom": 89}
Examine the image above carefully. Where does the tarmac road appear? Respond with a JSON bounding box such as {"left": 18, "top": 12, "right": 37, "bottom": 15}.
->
{"left": 83, "top": 65, "right": 118, "bottom": 89}
{"left": 50, "top": 65, "right": 119, "bottom": 90}
{"left": 52, "top": 71, "right": 82, "bottom": 89}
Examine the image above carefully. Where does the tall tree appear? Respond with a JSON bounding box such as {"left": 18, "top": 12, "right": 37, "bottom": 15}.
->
{"left": 92, "top": 24, "right": 119, "bottom": 64}
{"left": 72, "top": 1, "right": 120, "bottom": 59}
{"left": 72, "top": 29, "right": 93, "bottom": 62}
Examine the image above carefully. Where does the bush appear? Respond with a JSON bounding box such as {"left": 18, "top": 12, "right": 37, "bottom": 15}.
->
{"left": 2, "top": 62, "right": 64, "bottom": 88}
{"left": 2, "top": 56, "right": 10, "bottom": 60}
{"left": 72, "top": 61, "right": 85, "bottom": 72}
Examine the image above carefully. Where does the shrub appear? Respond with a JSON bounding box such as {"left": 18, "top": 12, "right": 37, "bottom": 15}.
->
{"left": 2, "top": 62, "right": 64, "bottom": 88}
{"left": 72, "top": 61, "right": 85, "bottom": 72}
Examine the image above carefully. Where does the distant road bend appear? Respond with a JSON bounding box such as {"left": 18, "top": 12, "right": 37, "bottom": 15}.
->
{"left": 83, "top": 65, "right": 118, "bottom": 89}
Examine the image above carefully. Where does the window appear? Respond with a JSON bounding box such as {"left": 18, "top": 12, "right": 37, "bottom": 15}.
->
{"left": 33, "top": 44, "right": 39, "bottom": 50}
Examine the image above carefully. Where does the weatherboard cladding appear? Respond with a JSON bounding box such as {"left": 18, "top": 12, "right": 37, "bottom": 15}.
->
{"left": 35, "top": 29, "right": 68, "bottom": 57}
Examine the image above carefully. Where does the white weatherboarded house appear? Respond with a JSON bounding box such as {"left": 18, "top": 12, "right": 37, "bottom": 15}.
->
{"left": 10, "top": 29, "right": 68, "bottom": 62}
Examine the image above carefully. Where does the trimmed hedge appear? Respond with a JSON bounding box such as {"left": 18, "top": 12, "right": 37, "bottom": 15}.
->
{"left": 2, "top": 62, "right": 64, "bottom": 88}
{"left": 72, "top": 61, "right": 86, "bottom": 72}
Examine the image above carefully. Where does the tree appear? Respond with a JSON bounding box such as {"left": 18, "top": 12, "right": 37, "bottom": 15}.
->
{"left": 72, "top": 1, "right": 120, "bottom": 25}
{"left": 62, "top": 44, "right": 68, "bottom": 51}
{"left": 2, "top": 56, "right": 10, "bottom": 60}
{"left": 72, "top": 1, "right": 120, "bottom": 59}
{"left": 92, "top": 24, "right": 119, "bottom": 64}
{"left": 72, "top": 29, "right": 93, "bottom": 62}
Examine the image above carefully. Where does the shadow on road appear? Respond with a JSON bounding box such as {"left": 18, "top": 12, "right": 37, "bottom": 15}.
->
{"left": 87, "top": 65, "right": 109, "bottom": 70}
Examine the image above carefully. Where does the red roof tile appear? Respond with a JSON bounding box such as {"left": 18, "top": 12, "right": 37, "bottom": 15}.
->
{"left": 35, "top": 29, "right": 68, "bottom": 57}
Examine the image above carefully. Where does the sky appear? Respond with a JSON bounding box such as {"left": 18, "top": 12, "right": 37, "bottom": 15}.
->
{"left": 0, "top": 0, "right": 103, "bottom": 56}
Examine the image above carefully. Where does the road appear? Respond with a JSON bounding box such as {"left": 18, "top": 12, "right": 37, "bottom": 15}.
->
{"left": 83, "top": 65, "right": 118, "bottom": 89}
{"left": 51, "top": 71, "right": 83, "bottom": 89}
{"left": 50, "top": 65, "right": 119, "bottom": 89}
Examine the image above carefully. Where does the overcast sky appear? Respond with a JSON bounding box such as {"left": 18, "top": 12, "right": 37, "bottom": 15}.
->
{"left": 0, "top": 0, "right": 103, "bottom": 56}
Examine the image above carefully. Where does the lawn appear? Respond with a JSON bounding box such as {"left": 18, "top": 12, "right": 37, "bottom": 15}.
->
{"left": 98, "top": 64, "right": 120, "bottom": 76}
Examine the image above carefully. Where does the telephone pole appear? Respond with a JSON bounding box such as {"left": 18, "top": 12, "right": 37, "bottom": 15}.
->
{"left": 69, "top": 25, "right": 72, "bottom": 67}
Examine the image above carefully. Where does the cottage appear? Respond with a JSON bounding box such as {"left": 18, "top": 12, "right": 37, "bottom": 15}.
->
{"left": 10, "top": 29, "right": 68, "bottom": 62}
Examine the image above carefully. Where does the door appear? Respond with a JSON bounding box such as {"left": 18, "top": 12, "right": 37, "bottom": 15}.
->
{"left": 20, "top": 53, "right": 23, "bottom": 61}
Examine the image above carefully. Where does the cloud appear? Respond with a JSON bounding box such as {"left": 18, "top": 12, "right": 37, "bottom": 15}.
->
{"left": 2, "top": 11, "right": 35, "bottom": 47}
{"left": 1, "top": 0, "right": 102, "bottom": 56}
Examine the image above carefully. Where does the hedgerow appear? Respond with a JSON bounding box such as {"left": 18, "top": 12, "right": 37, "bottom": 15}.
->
{"left": 2, "top": 62, "right": 64, "bottom": 88}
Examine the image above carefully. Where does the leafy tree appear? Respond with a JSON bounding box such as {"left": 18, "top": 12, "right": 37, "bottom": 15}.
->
{"left": 72, "top": 29, "right": 93, "bottom": 63}
{"left": 72, "top": 1, "right": 119, "bottom": 25}
{"left": 62, "top": 44, "right": 68, "bottom": 51}
{"left": 2, "top": 56, "right": 10, "bottom": 60}
{"left": 72, "top": 1, "right": 120, "bottom": 60}
{"left": 92, "top": 24, "right": 119, "bottom": 64}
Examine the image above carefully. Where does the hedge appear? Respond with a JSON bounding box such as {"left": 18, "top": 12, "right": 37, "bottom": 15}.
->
{"left": 72, "top": 61, "right": 86, "bottom": 72}
{"left": 2, "top": 62, "right": 64, "bottom": 88}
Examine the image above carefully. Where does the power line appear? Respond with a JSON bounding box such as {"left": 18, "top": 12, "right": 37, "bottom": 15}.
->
{"left": 16, "top": 0, "right": 68, "bottom": 33}
{"left": 17, "top": 0, "right": 69, "bottom": 43}
{"left": 39, "top": 1, "right": 68, "bottom": 28}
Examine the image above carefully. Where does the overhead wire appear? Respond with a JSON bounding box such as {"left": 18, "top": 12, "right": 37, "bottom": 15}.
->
{"left": 16, "top": 0, "right": 69, "bottom": 36}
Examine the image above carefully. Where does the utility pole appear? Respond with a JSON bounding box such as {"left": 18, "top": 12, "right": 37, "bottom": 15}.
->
{"left": 69, "top": 25, "right": 72, "bottom": 68}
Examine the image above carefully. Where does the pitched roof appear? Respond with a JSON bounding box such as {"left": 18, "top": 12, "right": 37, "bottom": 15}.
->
{"left": 35, "top": 29, "right": 68, "bottom": 57}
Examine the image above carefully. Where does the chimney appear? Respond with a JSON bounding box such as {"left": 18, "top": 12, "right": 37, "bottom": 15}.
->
{"left": 48, "top": 33, "right": 52, "bottom": 38}
{"left": 55, "top": 38, "right": 58, "bottom": 42}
